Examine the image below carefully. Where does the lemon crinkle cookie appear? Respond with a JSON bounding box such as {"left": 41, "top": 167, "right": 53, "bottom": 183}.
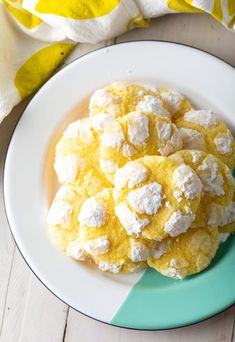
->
{"left": 219, "top": 189, "right": 235, "bottom": 234}
{"left": 47, "top": 184, "right": 87, "bottom": 258}
{"left": 148, "top": 226, "right": 219, "bottom": 279}
{"left": 176, "top": 109, "right": 235, "bottom": 170}
{"left": 113, "top": 156, "right": 202, "bottom": 241}
{"left": 48, "top": 186, "right": 150, "bottom": 273}
{"left": 157, "top": 88, "right": 192, "bottom": 120}
{"left": 77, "top": 188, "right": 150, "bottom": 273}
{"left": 170, "top": 150, "right": 233, "bottom": 228}
{"left": 99, "top": 111, "right": 182, "bottom": 183}
{"left": 54, "top": 116, "right": 112, "bottom": 196}
{"left": 89, "top": 81, "right": 171, "bottom": 118}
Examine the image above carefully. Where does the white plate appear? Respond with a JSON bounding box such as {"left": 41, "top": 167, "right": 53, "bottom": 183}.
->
{"left": 4, "top": 41, "right": 235, "bottom": 330}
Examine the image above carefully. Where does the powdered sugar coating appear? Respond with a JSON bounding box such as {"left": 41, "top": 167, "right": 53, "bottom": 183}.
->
{"left": 136, "top": 95, "right": 171, "bottom": 118}
{"left": 179, "top": 127, "right": 206, "bottom": 151}
{"left": 77, "top": 118, "right": 95, "bottom": 144}
{"left": 160, "top": 90, "right": 183, "bottom": 114}
{"left": 92, "top": 113, "right": 114, "bottom": 132}
{"left": 184, "top": 206, "right": 193, "bottom": 215}
{"left": 47, "top": 200, "right": 73, "bottom": 228}
{"left": 170, "top": 259, "right": 178, "bottom": 267}
{"left": 63, "top": 120, "right": 80, "bottom": 139}
{"left": 127, "top": 112, "right": 149, "bottom": 147}
{"left": 165, "top": 201, "right": 171, "bottom": 208}
{"left": 157, "top": 120, "right": 171, "bottom": 141}
{"left": 89, "top": 89, "right": 113, "bottom": 109}
{"left": 191, "top": 150, "right": 203, "bottom": 163}
{"left": 54, "top": 185, "right": 76, "bottom": 202}
{"left": 156, "top": 120, "right": 182, "bottom": 156}
{"left": 219, "top": 233, "right": 230, "bottom": 244}
{"left": 114, "top": 161, "right": 149, "bottom": 190}
{"left": 99, "top": 158, "right": 118, "bottom": 174}
{"left": 173, "top": 190, "right": 183, "bottom": 202}
{"left": 85, "top": 236, "right": 110, "bottom": 255}
{"left": 173, "top": 164, "right": 202, "bottom": 199}
{"left": 98, "top": 261, "right": 122, "bottom": 273}
{"left": 184, "top": 110, "right": 218, "bottom": 128}
{"left": 66, "top": 240, "right": 87, "bottom": 261}
{"left": 115, "top": 203, "right": 150, "bottom": 236}
{"left": 78, "top": 197, "right": 106, "bottom": 227}
{"left": 197, "top": 157, "right": 224, "bottom": 196}
{"left": 89, "top": 89, "right": 121, "bottom": 115}
{"left": 100, "top": 121, "right": 125, "bottom": 148}
{"left": 170, "top": 258, "right": 189, "bottom": 268}
{"left": 214, "top": 134, "right": 233, "bottom": 154}
{"left": 54, "top": 154, "right": 80, "bottom": 183}
{"left": 164, "top": 210, "right": 195, "bottom": 237}
{"left": 150, "top": 242, "right": 166, "bottom": 259}
{"left": 127, "top": 182, "right": 163, "bottom": 215}
{"left": 161, "top": 267, "right": 184, "bottom": 279}
{"left": 129, "top": 239, "right": 149, "bottom": 262}
{"left": 122, "top": 143, "right": 136, "bottom": 157}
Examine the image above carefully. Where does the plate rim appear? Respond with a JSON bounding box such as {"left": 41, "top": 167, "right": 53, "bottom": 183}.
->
{"left": 3, "top": 40, "right": 235, "bottom": 331}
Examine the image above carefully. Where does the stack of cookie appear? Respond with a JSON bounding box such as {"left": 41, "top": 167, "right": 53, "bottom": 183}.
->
{"left": 47, "top": 82, "right": 235, "bottom": 279}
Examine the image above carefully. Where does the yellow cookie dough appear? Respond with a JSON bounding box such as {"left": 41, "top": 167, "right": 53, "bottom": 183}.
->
{"left": 148, "top": 226, "right": 219, "bottom": 279}
{"left": 99, "top": 111, "right": 182, "bottom": 183}
{"left": 170, "top": 150, "right": 233, "bottom": 227}
{"left": 113, "top": 156, "right": 202, "bottom": 241}
{"left": 157, "top": 88, "right": 192, "bottom": 120}
{"left": 54, "top": 116, "right": 112, "bottom": 196}
{"left": 219, "top": 190, "right": 235, "bottom": 233}
{"left": 89, "top": 81, "right": 171, "bottom": 118}
{"left": 175, "top": 109, "right": 235, "bottom": 170}
{"left": 77, "top": 188, "right": 150, "bottom": 273}
{"left": 47, "top": 184, "right": 87, "bottom": 255}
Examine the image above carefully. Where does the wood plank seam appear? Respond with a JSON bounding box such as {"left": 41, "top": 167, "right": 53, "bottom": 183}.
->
{"left": 0, "top": 245, "right": 16, "bottom": 337}
{"left": 231, "top": 313, "right": 235, "bottom": 342}
{"left": 18, "top": 272, "right": 33, "bottom": 342}
{"left": 62, "top": 307, "right": 70, "bottom": 342}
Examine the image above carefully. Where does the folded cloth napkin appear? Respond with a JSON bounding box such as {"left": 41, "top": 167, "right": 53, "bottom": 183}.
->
{"left": 0, "top": 0, "right": 234, "bottom": 122}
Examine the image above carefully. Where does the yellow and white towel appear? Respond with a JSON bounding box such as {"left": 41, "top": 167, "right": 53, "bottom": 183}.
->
{"left": 0, "top": 0, "right": 234, "bottom": 122}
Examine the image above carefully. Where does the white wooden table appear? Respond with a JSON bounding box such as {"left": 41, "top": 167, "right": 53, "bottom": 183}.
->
{"left": 1, "top": 13, "right": 235, "bottom": 342}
